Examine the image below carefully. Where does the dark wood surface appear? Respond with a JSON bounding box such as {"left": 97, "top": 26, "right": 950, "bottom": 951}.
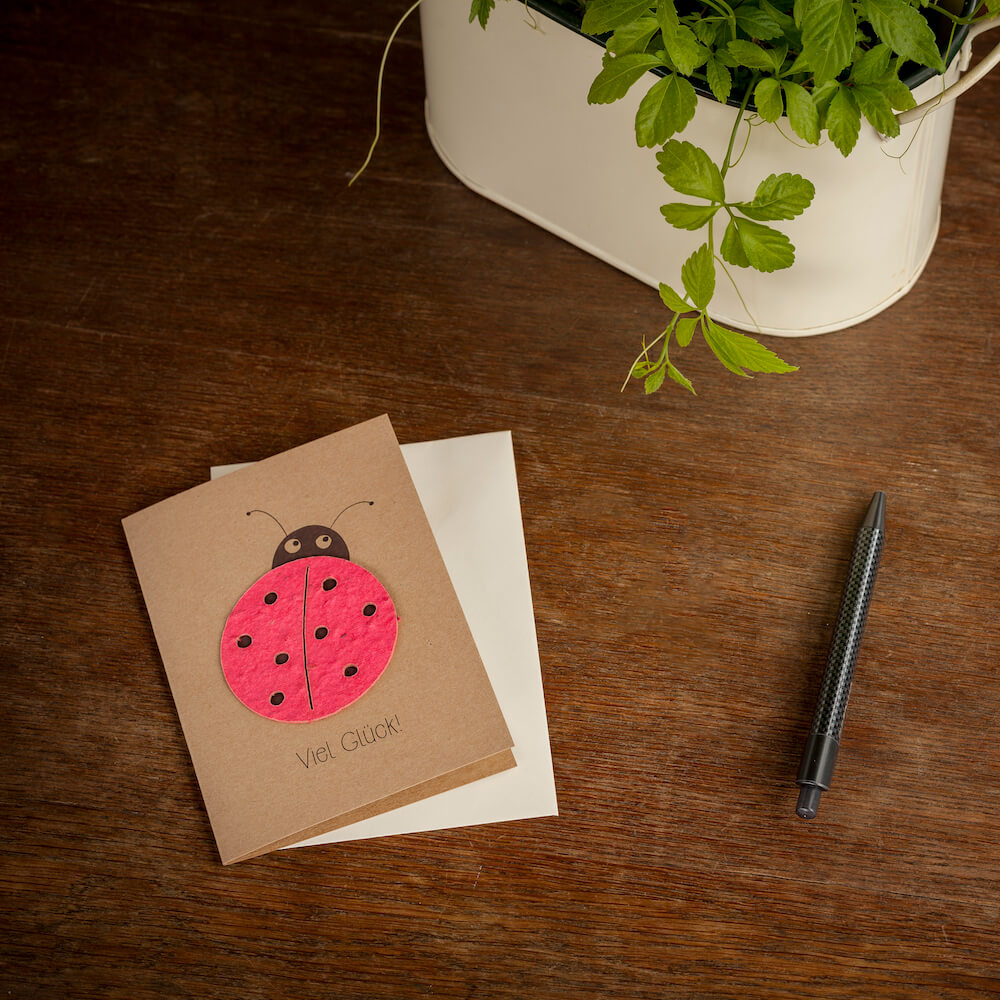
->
{"left": 2, "top": 2, "right": 998, "bottom": 997}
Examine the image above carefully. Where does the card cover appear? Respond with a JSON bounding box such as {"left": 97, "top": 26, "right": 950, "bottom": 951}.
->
{"left": 123, "top": 415, "right": 515, "bottom": 863}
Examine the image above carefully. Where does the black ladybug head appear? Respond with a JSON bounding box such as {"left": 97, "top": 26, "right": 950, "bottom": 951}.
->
{"left": 272, "top": 525, "right": 349, "bottom": 568}
{"left": 247, "top": 502, "right": 374, "bottom": 570}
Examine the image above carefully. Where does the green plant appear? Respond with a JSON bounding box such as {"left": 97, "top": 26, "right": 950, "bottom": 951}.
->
{"left": 468, "top": 0, "right": 994, "bottom": 393}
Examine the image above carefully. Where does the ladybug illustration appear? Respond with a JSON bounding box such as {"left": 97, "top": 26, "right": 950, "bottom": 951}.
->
{"left": 220, "top": 502, "right": 398, "bottom": 723}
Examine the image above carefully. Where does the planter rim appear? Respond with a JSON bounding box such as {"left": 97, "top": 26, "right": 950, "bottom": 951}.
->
{"left": 524, "top": 0, "right": 977, "bottom": 107}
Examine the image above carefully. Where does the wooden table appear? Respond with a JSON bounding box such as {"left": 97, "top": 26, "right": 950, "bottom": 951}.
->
{"left": 2, "top": 3, "right": 998, "bottom": 997}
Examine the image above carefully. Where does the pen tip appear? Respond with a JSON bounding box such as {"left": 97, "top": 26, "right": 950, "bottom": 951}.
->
{"left": 796, "top": 785, "right": 822, "bottom": 819}
{"left": 862, "top": 491, "right": 886, "bottom": 531}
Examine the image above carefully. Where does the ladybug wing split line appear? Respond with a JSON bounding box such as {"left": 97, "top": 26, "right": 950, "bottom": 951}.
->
{"left": 301, "top": 564, "right": 315, "bottom": 711}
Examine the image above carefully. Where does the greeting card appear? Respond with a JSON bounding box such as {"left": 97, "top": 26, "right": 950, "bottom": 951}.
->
{"left": 213, "top": 430, "right": 558, "bottom": 847}
{"left": 123, "top": 415, "right": 515, "bottom": 863}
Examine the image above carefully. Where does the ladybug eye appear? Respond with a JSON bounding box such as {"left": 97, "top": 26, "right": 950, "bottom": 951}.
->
{"left": 315, "top": 534, "right": 332, "bottom": 549}
{"left": 283, "top": 538, "right": 301, "bottom": 554}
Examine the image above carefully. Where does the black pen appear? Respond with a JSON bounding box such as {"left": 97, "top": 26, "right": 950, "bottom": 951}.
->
{"left": 796, "top": 491, "right": 886, "bottom": 820}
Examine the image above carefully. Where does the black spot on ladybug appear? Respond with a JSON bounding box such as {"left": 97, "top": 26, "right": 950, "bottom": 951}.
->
{"left": 323, "top": 578, "right": 337, "bottom": 591}
{"left": 363, "top": 604, "right": 377, "bottom": 617}
{"left": 275, "top": 652, "right": 289, "bottom": 665}
{"left": 344, "top": 665, "right": 358, "bottom": 677}
{"left": 271, "top": 525, "right": 350, "bottom": 568}
{"left": 237, "top": 634, "right": 252, "bottom": 648}
{"left": 270, "top": 692, "right": 284, "bottom": 705}
{"left": 315, "top": 627, "right": 328, "bottom": 640}
{"left": 264, "top": 592, "right": 277, "bottom": 605}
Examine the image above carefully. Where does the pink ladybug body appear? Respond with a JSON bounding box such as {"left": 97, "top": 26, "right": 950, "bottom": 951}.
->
{"left": 220, "top": 514, "right": 397, "bottom": 723}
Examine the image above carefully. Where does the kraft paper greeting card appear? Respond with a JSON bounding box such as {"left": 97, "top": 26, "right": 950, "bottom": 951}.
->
{"left": 214, "top": 430, "right": 559, "bottom": 848}
{"left": 123, "top": 415, "right": 515, "bottom": 864}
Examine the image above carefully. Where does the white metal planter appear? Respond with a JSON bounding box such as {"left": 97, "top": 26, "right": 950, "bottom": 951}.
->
{"left": 419, "top": 0, "right": 996, "bottom": 336}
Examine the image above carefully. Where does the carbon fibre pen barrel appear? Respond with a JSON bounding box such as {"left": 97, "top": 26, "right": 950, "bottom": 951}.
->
{"left": 796, "top": 492, "right": 886, "bottom": 819}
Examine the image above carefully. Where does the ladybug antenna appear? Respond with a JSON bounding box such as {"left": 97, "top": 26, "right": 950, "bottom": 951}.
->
{"left": 331, "top": 500, "right": 374, "bottom": 528}
{"left": 246, "top": 509, "right": 287, "bottom": 536}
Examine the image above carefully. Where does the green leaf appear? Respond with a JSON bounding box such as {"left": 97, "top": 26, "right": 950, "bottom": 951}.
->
{"left": 656, "top": 140, "right": 725, "bottom": 201}
{"left": 811, "top": 79, "right": 840, "bottom": 126}
{"left": 693, "top": 19, "right": 720, "bottom": 46}
{"left": 880, "top": 73, "right": 916, "bottom": 111}
{"left": 662, "top": 22, "right": 708, "bottom": 75}
{"left": 667, "top": 361, "right": 696, "bottom": 394}
{"left": 734, "top": 4, "right": 784, "bottom": 40}
{"left": 860, "top": 0, "right": 945, "bottom": 72}
{"left": 721, "top": 217, "right": 795, "bottom": 272}
{"left": 468, "top": 0, "right": 494, "bottom": 29}
{"left": 607, "top": 16, "right": 660, "bottom": 56}
{"left": 825, "top": 84, "right": 861, "bottom": 155}
{"left": 681, "top": 243, "right": 715, "bottom": 310}
{"left": 852, "top": 43, "right": 891, "bottom": 84}
{"left": 853, "top": 83, "right": 899, "bottom": 137}
{"left": 635, "top": 74, "right": 698, "bottom": 146}
{"left": 644, "top": 365, "right": 667, "bottom": 393}
{"left": 754, "top": 77, "right": 784, "bottom": 122}
{"left": 660, "top": 202, "right": 719, "bottom": 230}
{"left": 582, "top": 0, "right": 656, "bottom": 36}
{"left": 655, "top": 0, "right": 679, "bottom": 34}
{"left": 703, "top": 322, "right": 750, "bottom": 377}
{"left": 658, "top": 282, "right": 689, "bottom": 312}
{"left": 675, "top": 315, "right": 699, "bottom": 347}
{"left": 769, "top": 42, "right": 789, "bottom": 73}
{"left": 714, "top": 47, "right": 739, "bottom": 69}
{"left": 656, "top": 1, "right": 707, "bottom": 75}
{"left": 782, "top": 81, "right": 820, "bottom": 144}
{"left": 705, "top": 55, "right": 732, "bottom": 105}
{"left": 703, "top": 317, "right": 799, "bottom": 376}
{"left": 728, "top": 38, "right": 779, "bottom": 71}
{"left": 761, "top": 0, "right": 800, "bottom": 44}
{"left": 785, "top": 50, "right": 810, "bottom": 76}
{"left": 736, "top": 172, "right": 815, "bottom": 221}
{"left": 721, "top": 217, "right": 750, "bottom": 268}
{"left": 588, "top": 54, "right": 663, "bottom": 104}
{"left": 799, "top": 0, "right": 856, "bottom": 85}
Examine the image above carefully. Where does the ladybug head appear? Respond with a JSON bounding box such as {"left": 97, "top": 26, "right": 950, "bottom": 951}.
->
{"left": 272, "top": 525, "right": 349, "bottom": 568}
{"left": 247, "top": 501, "right": 374, "bottom": 569}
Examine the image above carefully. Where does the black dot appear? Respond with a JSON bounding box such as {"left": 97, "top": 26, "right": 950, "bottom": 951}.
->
{"left": 270, "top": 692, "right": 284, "bottom": 706}
{"left": 363, "top": 604, "right": 376, "bottom": 617}
{"left": 344, "top": 665, "right": 358, "bottom": 677}
{"left": 264, "top": 592, "right": 277, "bottom": 605}
{"left": 237, "top": 634, "right": 252, "bottom": 648}
{"left": 314, "top": 627, "right": 328, "bottom": 640}
{"left": 274, "top": 652, "right": 289, "bottom": 665}
{"left": 323, "top": 578, "right": 337, "bottom": 591}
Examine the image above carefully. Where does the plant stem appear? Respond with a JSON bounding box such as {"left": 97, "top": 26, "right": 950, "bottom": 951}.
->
{"left": 924, "top": 3, "right": 977, "bottom": 24}
{"left": 721, "top": 76, "right": 756, "bottom": 180}
{"left": 349, "top": 0, "right": 425, "bottom": 186}
{"left": 698, "top": 0, "right": 735, "bottom": 20}
{"left": 621, "top": 318, "right": 676, "bottom": 392}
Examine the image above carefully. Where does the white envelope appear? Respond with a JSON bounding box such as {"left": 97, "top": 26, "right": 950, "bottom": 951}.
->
{"left": 211, "top": 430, "right": 557, "bottom": 845}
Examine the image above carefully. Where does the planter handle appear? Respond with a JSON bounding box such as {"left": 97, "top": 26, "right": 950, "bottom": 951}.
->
{"left": 897, "top": 16, "right": 1000, "bottom": 126}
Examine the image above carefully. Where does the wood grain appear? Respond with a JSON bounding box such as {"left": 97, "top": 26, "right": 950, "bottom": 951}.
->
{"left": 1, "top": 2, "right": 998, "bottom": 998}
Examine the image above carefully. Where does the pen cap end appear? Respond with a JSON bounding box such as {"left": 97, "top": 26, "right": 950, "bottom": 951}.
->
{"left": 796, "top": 785, "right": 822, "bottom": 819}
